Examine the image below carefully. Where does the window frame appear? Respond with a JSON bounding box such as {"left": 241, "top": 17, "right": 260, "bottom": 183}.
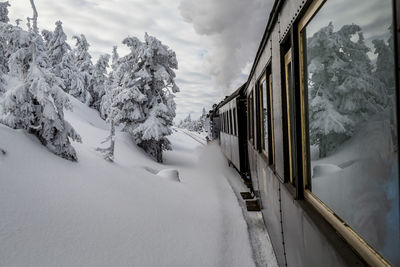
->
{"left": 297, "top": 0, "right": 393, "bottom": 265}
{"left": 233, "top": 107, "right": 237, "bottom": 136}
{"left": 284, "top": 48, "right": 295, "bottom": 185}
{"left": 258, "top": 74, "right": 268, "bottom": 157}
{"left": 248, "top": 91, "right": 254, "bottom": 145}
{"left": 257, "top": 66, "right": 276, "bottom": 167}
{"left": 229, "top": 109, "right": 233, "bottom": 135}
{"left": 268, "top": 72, "right": 275, "bottom": 167}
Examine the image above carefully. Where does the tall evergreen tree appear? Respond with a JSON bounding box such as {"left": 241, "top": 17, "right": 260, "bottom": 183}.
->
{"left": 47, "top": 21, "right": 71, "bottom": 69}
{"left": 100, "top": 46, "right": 120, "bottom": 119}
{"left": 108, "top": 33, "right": 179, "bottom": 162}
{"left": 92, "top": 54, "right": 110, "bottom": 111}
{"left": 59, "top": 52, "right": 85, "bottom": 98}
{"left": 373, "top": 26, "right": 397, "bottom": 150}
{"left": 0, "top": 27, "right": 81, "bottom": 161}
{"left": 0, "top": 1, "right": 10, "bottom": 23}
{"left": 41, "top": 29, "right": 53, "bottom": 50}
{"left": 72, "top": 34, "right": 94, "bottom": 104}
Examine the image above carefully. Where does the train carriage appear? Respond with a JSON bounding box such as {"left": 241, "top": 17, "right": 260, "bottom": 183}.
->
{"left": 215, "top": 0, "right": 400, "bottom": 266}
{"left": 218, "top": 84, "right": 249, "bottom": 175}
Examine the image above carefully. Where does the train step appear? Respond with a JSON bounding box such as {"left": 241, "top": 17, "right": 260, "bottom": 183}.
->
{"left": 246, "top": 200, "right": 261, "bottom": 211}
{"left": 243, "top": 180, "right": 252, "bottom": 189}
{"left": 240, "top": 192, "right": 253, "bottom": 200}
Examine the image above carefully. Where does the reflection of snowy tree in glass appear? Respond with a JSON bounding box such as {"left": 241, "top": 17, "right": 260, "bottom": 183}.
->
{"left": 372, "top": 26, "right": 397, "bottom": 151}
{"left": 307, "top": 22, "right": 386, "bottom": 157}
{"left": 261, "top": 79, "right": 268, "bottom": 150}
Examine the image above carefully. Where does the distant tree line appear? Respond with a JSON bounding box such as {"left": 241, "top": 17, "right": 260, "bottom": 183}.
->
{"left": 178, "top": 107, "right": 207, "bottom": 132}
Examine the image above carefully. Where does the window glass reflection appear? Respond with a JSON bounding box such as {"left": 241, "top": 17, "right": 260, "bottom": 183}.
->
{"left": 304, "top": 0, "right": 399, "bottom": 264}
{"left": 260, "top": 78, "right": 269, "bottom": 153}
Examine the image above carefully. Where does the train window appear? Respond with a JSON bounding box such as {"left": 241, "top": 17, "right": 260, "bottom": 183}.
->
{"left": 220, "top": 112, "right": 223, "bottom": 133}
{"left": 220, "top": 113, "right": 222, "bottom": 133}
{"left": 268, "top": 73, "right": 275, "bottom": 165}
{"left": 283, "top": 48, "right": 296, "bottom": 185}
{"left": 226, "top": 111, "right": 230, "bottom": 134}
{"left": 258, "top": 69, "right": 275, "bottom": 166}
{"left": 229, "top": 110, "right": 233, "bottom": 135}
{"left": 224, "top": 112, "right": 227, "bottom": 133}
{"left": 220, "top": 113, "right": 224, "bottom": 132}
{"left": 233, "top": 108, "right": 237, "bottom": 136}
{"left": 248, "top": 92, "right": 254, "bottom": 144}
{"left": 225, "top": 112, "right": 228, "bottom": 133}
{"left": 299, "top": 0, "right": 399, "bottom": 265}
{"left": 259, "top": 75, "right": 268, "bottom": 155}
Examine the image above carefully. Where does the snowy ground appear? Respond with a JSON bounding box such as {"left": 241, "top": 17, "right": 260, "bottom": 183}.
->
{"left": 0, "top": 97, "right": 276, "bottom": 267}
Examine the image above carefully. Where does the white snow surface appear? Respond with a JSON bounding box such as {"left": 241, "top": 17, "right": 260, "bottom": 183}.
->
{"left": 0, "top": 96, "right": 256, "bottom": 267}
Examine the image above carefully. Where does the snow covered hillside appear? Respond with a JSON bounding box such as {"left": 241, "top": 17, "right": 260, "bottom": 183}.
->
{"left": 0, "top": 96, "right": 256, "bottom": 267}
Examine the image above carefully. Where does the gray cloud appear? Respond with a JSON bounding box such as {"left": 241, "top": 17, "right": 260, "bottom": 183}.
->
{"left": 6, "top": 0, "right": 275, "bottom": 122}
{"left": 179, "top": 0, "right": 273, "bottom": 95}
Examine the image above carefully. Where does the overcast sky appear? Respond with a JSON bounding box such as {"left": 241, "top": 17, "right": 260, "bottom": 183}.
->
{"left": 7, "top": 0, "right": 272, "bottom": 121}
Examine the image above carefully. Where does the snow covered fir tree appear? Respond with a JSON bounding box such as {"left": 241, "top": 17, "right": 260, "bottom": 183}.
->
{"left": 103, "top": 34, "right": 179, "bottom": 162}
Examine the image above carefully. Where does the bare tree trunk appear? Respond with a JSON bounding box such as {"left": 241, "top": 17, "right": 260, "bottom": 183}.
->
{"left": 29, "top": 0, "right": 38, "bottom": 34}
{"left": 96, "top": 120, "right": 116, "bottom": 162}
{"left": 109, "top": 120, "right": 115, "bottom": 161}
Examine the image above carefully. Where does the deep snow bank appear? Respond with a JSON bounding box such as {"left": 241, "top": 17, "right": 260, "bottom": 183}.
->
{"left": 0, "top": 97, "right": 255, "bottom": 267}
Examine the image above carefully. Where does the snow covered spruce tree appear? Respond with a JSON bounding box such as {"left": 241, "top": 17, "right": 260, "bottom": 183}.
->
{"left": 108, "top": 33, "right": 179, "bottom": 162}
{"left": 46, "top": 21, "right": 71, "bottom": 71}
{"left": 72, "top": 34, "right": 94, "bottom": 104}
{"left": 0, "top": 1, "right": 10, "bottom": 23}
{"left": 373, "top": 26, "right": 397, "bottom": 150}
{"left": 307, "top": 22, "right": 385, "bottom": 157}
{"left": 0, "top": 27, "right": 81, "bottom": 161}
{"left": 0, "top": 1, "right": 10, "bottom": 94}
{"left": 59, "top": 52, "right": 85, "bottom": 97}
{"left": 91, "top": 54, "right": 110, "bottom": 111}
{"left": 41, "top": 29, "right": 53, "bottom": 49}
{"left": 100, "top": 46, "right": 119, "bottom": 119}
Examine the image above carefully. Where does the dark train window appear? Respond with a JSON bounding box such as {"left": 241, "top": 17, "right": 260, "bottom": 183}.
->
{"left": 222, "top": 112, "right": 224, "bottom": 133}
{"left": 268, "top": 73, "right": 275, "bottom": 165}
{"left": 226, "top": 111, "right": 230, "bottom": 134}
{"left": 258, "top": 69, "right": 275, "bottom": 166}
{"left": 283, "top": 48, "right": 296, "bottom": 185}
{"left": 233, "top": 108, "right": 237, "bottom": 136}
{"left": 248, "top": 91, "right": 254, "bottom": 144}
{"left": 229, "top": 110, "right": 233, "bottom": 135}
{"left": 259, "top": 74, "right": 268, "bottom": 155}
{"left": 224, "top": 112, "right": 227, "bottom": 133}
{"left": 221, "top": 112, "right": 223, "bottom": 133}
{"left": 225, "top": 112, "right": 228, "bottom": 133}
{"left": 299, "top": 0, "right": 399, "bottom": 265}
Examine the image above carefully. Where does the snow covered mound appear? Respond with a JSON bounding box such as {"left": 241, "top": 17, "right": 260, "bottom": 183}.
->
{"left": 157, "top": 168, "right": 180, "bottom": 182}
{"left": 312, "top": 163, "right": 342, "bottom": 178}
{"left": 0, "top": 97, "right": 256, "bottom": 267}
